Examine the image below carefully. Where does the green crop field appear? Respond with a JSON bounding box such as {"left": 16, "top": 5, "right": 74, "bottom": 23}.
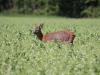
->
{"left": 0, "top": 16, "right": 100, "bottom": 75}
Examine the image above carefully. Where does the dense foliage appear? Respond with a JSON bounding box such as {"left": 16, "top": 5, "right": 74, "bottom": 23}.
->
{"left": 0, "top": 16, "right": 100, "bottom": 75}
{"left": 0, "top": 0, "right": 100, "bottom": 17}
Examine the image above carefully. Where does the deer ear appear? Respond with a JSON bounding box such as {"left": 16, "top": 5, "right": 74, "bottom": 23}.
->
{"left": 39, "top": 23, "right": 44, "bottom": 28}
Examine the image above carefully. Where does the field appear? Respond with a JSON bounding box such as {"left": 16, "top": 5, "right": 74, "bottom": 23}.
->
{"left": 0, "top": 16, "right": 100, "bottom": 75}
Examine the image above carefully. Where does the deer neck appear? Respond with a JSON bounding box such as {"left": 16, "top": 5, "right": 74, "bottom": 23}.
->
{"left": 37, "top": 32, "right": 43, "bottom": 40}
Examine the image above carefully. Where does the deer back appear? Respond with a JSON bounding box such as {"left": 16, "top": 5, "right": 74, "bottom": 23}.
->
{"left": 42, "top": 31, "right": 75, "bottom": 43}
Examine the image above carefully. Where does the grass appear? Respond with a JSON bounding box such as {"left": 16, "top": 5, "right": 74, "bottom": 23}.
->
{"left": 0, "top": 16, "right": 100, "bottom": 75}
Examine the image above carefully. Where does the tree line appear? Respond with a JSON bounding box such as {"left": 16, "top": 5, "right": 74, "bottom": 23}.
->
{"left": 0, "top": 0, "right": 100, "bottom": 17}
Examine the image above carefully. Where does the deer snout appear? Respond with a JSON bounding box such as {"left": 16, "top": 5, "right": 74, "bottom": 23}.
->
{"left": 33, "top": 30, "right": 36, "bottom": 34}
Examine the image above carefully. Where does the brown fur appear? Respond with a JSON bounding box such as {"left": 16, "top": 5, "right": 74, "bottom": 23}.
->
{"left": 33, "top": 24, "right": 75, "bottom": 44}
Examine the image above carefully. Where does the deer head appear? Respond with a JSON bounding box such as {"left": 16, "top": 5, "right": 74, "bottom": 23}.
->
{"left": 33, "top": 23, "right": 44, "bottom": 40}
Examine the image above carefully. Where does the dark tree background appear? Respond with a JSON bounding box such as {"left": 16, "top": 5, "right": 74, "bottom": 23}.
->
{"left": 0, "top": 0, "right": 100, "bottom": 17}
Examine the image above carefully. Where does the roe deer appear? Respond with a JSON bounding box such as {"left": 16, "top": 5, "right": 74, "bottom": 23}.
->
{"left": 33, "top": 24, "right": 75, "bottom": 44}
